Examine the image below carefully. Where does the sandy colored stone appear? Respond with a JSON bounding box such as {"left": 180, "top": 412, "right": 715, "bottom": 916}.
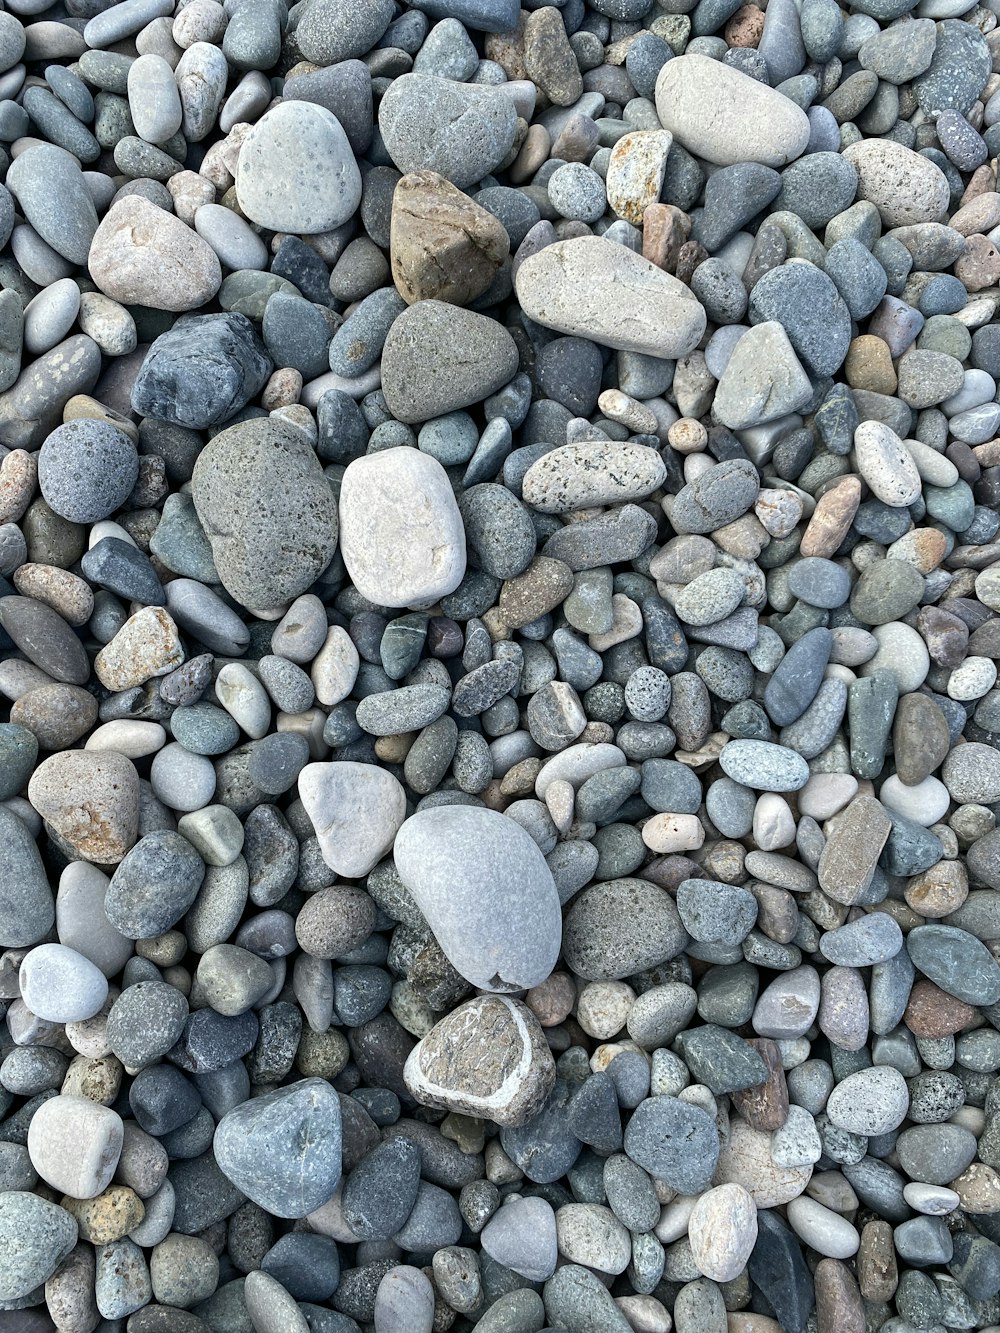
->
{"left": 404, "top": 994, "right": 556, "bottom": 1127}
{"left": 845, "top": 335, "right": 897, "bottom": 395}
{"left": 956, "top": 233, "right": 1000, "bottom": 291}
{"left": 28, "top": 750, "right": 139, "bottom": 865}
{"left": 514, "top": 235, "right": 706, "bottom": 358}
{"left": 89, "top": 196, "right": 222, "bottom": 313}
{"left": 61, "top": 1187, "right": 144, "bottom": 1244}
{"left": 904, "top": 859, "right": 968, "bottom": 918}
{"left": 606, "top": 130, "right": 673, "bottom": 227}
{"left": 817, "top": 795, "right": 891, "bottom": 904}
{"left": 726, "top": 4, "right": 765, "bottom": 43}
{"left": 13, "top": 563, "right": 94, "bottom": 627}
{"left": 390, "top": 170, "right": 509, "bottom": 307}
{"left": 94, "top": 606, "right": 185, "bottom": 692}
{"left": 714, "top": 1117, "right": 812, "bottom": 1207}
{"left": 843, "top": 138, "right": 950, "bottom": 227}
{"left": 523, "top": 5, "right": 581, "bottom": 105}
{"left": 655, "top": 53, "right": 810, "bottom": 167}
{"left": 800, "top": 476, "right": 861, "bottom": 557}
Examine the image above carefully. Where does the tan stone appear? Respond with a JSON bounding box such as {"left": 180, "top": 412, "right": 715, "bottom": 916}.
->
{"left": 28, "top": 750, "right": 139, "bottom": 865}
{"left": 61, "top": 1186, "right": 144, "bottom": 1243}
{"left": 815, "top": 1258, "right": 865, "bottom": 1333}
{"left": 88, "top": 196, "right": 222, "bottom": 312}
{"left": 904, "top": 859, "right": 968, "bottom": 918}
{"left": 390, "top": 170, "right": 510, "bottom": 307}
{"left": 523, "top": 6, "right": 581, "bottom": 106}
{"left": 714, "top": 1117, "right": 812, "bottom": 1207}
{"left": 13, "top": 563, "right": 93, "bottom": 627}
{"left": 607, "top": 130, "right": 673, "bottom": 227}
{"left": 800, "top": 476, "right": 861, "bottom": 557}
{"left": 94, "top": 606, "right": 185, "bottom": 692}
{"left": 857, "top": 1219, "right": 897, "bottom": 1302}
{"left": 845, "top": 335, "right": 897, "bottom": 394}
{"left": 726, "top": 3, "right": 765, "bottom": 44}
{"left": 956, "top": 232, "right": 1000, "bottom": 291}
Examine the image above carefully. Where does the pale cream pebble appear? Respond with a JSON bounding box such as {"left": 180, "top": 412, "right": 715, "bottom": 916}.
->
{"left": 641, "top": 812, "right": 705, "bottom": 853}
{"left": 168, "top": 169, "right": 216, "bottom": 223}
{"left": 655, "top": 1193, "right": 698, "bottom": 1243}
{"left": 598, "top": 388, "right": 659, "bottom": 434}
{"left": 589, "top": 593, "right": 643, "bottom": 651}
{"left": 753, "top": 793, "right": 796, "bottom": 850}
{"left": 85, "top": 721, "right": 166, "bottom": 758}
{"left": 262, "top": 367, "right": 303, "bottom": 410}
{"left": 199, "top": 140, "right": 235, "bottom": 191}
{"left": 668, "top": 416, "right": 708, "bottom": 453}
{"left": 576, "top": 981, "right": 635, "bottom": 1040}
{"left": 614, "top": 1294, "right": 671, "bottom": 1333}
{"left": 689, "top": 1183, "right": 758, "bottom": 1282}
{"left": 798, "top": 773, "right": 858, "bottom": 821}
{"left": 172, "top": 0, "right": 226, "bottom": 47}
{"left": 590, "top": 1039, "right": 647, "bottom": 1073}
{"left": 220, "top": 121, "right": 252, "bottom": 177}
{"left": 755, "top": 487, "right": 803, "bottom": 538}
{"left": 311, "top": 626, "right": 360, "bottom": 707}
{"left": 544, "top": 777, "right": 575, "bottom": 833}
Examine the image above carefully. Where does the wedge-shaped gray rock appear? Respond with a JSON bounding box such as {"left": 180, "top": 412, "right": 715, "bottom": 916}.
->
{"left": 214, "top": 1079, "right": 342, "bottom": 1218}
{"left": 713, "top": 322, "right": 813, "bottom": 430}
{"left": 394, "top": 806, "right": 562, "bottom": 992}
{"left": 515, "top": 236, "right": 706, "bottom": 358}
{"left": 0, "top": 1191, "right": 77, "bottom": 1301}
{"left": 381, "top": 300, "right": 518, "bottom": 424}
{"left": 0, "top": 804, "right": 54, "bottom": 949}
{"left": 298, "top": 760, "right": 406, "bottom": 878}
{"left": 192, "top": 417, "right": 338, "bottom": 614}
{"left": 404, "top": 995, "right": 557, "bottom": 1127}
{"left": 378, "top": 73, "right": 518, "bottom": 189}
{"left": 655, "top": 54, "right": 811, "bottom": 167}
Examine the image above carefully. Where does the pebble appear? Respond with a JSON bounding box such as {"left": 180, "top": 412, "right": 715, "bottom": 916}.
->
{"left": 394, "top": 805, "right": 561, "bottom": 991}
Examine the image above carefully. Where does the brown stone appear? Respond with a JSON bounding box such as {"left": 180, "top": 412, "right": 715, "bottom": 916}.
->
{"left": 0, "top": 448, "right": 37, "bottom": 525}
{"left": 726, "top": 2, "right": 765, "bottom": 44}
{"left": 916, "top": 605, "right": 970, "bottom": 670}
{"left": 12, "top": 563, "right": 93, "bottom": 627}
{"left": 817, "top": 794, "right": 892, "bottom": 905}
{"left": 857, "top": 1219, "right": 897, "bottom": 1302}
{"left": 904, "top": 977, "right": 977, "bottom": 1037}
{"left": 800, "top": 476, "right": 861, "bottom": 557}
{"left": 730, "top": 1039, "right": 788, "bottom": 1131}
{"left": 390, "top": 170, "right": 510, "bottom": 307}
{"left": 498, "top": 556, "right": 574, "bottom": 629}
{"left": 815, "top": 1258, "right": 865, "bottom": 1333}
{"left": 751, "top": 883, "right": 798, "bottom": 943}
{"left": 525, "top": 972, "right": 576, "bottom": 1027}
{"left": 523, "top": 6, "right": 581, "bottom": 106}
{"left": 959, "top": 166, "right": 997, "bottom": 209}
{"left": 892, "top": 691, "right": 953, "bottom": 785}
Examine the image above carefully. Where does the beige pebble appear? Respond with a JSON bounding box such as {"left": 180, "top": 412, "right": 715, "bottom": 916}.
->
{"left": 641, "top": 812, "right": 705, "bottom": 853}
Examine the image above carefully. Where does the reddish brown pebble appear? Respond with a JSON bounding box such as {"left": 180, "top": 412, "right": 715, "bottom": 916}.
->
{"left": 800, "top": 476, "right": 862, "bottom": 558}
{"left": 904, "top": 978, "right": 978, "bottom": 1037}
{"left": 815, "top": 1258, "right": 865, "bottom": 1333}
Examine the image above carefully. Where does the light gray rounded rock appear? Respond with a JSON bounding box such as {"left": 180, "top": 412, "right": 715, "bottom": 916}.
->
{"left": 236, "top": 102, "right": 362, "bottom": 235}
{"left": 378, "top": 73, "right": 518, "bottom": 189}
{"left": 394, "top": 805, "right": 562, "bottom": 992}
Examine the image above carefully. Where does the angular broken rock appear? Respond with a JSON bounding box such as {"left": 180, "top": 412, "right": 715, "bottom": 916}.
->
{"left": 606, "top": 130, "right": 673, "bottom": 227}
{"left": 514, "top": 235, "right": 706, "bottom": 358}
{"left": 713, "top": 322, "right": 813, "bottom": 430}
{"left": 28, "top": 750, "right": 139, "bottom": 865}
{"left": 818, "top": 794, "right": 892, "bottom": 905}
{"left": 404, "top": 994, "right": 556, "bottom": 1127}
{"left": 390, "top": 170, "right": 510, "bottom": 306}
{"left": 94, "top": 606, "right": 185, "bottom": 692}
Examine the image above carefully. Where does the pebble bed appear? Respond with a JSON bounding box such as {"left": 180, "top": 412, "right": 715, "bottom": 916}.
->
{"left": 5, "top": 0, "right": 1000, "bottom": 1331}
